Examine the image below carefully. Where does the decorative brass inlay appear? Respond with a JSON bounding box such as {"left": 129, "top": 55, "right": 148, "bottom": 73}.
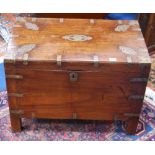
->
{"left": 115, "top": 24, "right": 130, "bottom": 32}
{"left": 62, "top": 34, "right": 92, "bottom": 42}
{"left": 17, "top": 44, "right": 36, "bottom": 57}
{"left": 119, "top": 46, "right": 136, "bottom": 55}
{"left": 25, "top": 22, "right": 39, "bottom": 31}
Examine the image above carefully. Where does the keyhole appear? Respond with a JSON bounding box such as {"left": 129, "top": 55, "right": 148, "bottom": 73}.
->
{"left": 69, "top": 72, "right": 78, "bottom": 82}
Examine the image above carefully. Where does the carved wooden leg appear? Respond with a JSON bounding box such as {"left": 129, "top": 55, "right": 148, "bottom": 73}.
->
{"left": 124, "top": 117, "right": 139, "bottom": 134}
{"left": 10, "top": 114, "right": 22, "bottom": 132}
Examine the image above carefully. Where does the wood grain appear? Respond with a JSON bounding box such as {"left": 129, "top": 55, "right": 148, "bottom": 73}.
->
{"left": 4, "top": 17, "right": 151, "bottom": 134}
{"left": 4, "top": 18, "right": 150, "bottom": 64}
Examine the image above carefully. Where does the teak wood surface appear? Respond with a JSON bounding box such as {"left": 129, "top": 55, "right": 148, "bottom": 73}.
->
{"left": 2, "top": 17, "right": 151, "bottom": 134}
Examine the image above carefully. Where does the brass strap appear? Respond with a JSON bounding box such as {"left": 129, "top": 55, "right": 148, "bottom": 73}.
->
{"left": 72, "top": 113, "right": 77, "bottom": 119}
{"left": 10, "top": 110, "right": 24, "bottom": 116}
{"left": 114, "top": 113, "right": 119, "bottom": 126}
{"left": 128, "top": 95, "right": 144, "bottom": 100}
{"left": 57, "top": 55, "right": 62, "bottom": 66}
{"left": 23, "top": 53, "right": 29, "bottom": 65}
{"left": 124, "top": 113, "right": 139, "bottom": 117}
{"left": 8, "top": 93, "right": 23, "bottom": 97}
{"left": 6, "top": 74, "right": 23, "bottom": 79}
{"left": 130, "top": 78, "right": 148, "bottom": 83}
{"left": 31, "top": 112, "right": 36, "bottom": 118}
{"left": 12, "top": 52, "right": 16, "bottom": 64}
{"left": 93, "top": 55, "right": 99, "bottom": 67}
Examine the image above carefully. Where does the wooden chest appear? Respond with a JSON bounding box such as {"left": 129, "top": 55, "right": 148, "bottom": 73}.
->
{"left": 3, "top": 18, "right": 151, "bottom": 134}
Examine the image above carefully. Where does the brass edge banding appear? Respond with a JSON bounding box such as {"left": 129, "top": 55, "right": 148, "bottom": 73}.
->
{"left": 6, "top": 74, "right": 23, "bottom": 79}
{"left": 8, "top": 93, "right": 24, "bottom": 97}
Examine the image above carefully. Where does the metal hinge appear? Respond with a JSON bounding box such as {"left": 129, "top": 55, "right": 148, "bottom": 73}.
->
{"left": 59, "top": 18, "right": 64, "bottom": 23}
{"left": 130, "top": 78, "right": 148, "bottom": 83}
{"left": 6, "top": 74, "right": 23, "bottom": 79}
{"left": 23, "top": 53, "right": 29, "bottom": 65}
{"left": 139, "top": 63, "right": 150, "bottom": 71}
{"left": 93, "top": 55, "right": 99, "bottom": 67}
{"left": 8, "top": 93, "right": 24, "bottom": 97}
{"left": 124, "top": 113, "right": 139, "bottom": 117}
{"left": 10, "top": 110, "right": 24, "bottom": 116}
{"left": 56, "top": 55, "right": 62, "bottom": 66}
{"left": 128, "top": 95, "right": 144, "bottom": 100}
{"left": 4, "top": 52, "right": 16, "bottom": 64}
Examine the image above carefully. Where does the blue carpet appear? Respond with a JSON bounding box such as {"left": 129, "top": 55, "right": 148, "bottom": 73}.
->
{"left": 0, "top": 63, "right": 6, "bottom": 91}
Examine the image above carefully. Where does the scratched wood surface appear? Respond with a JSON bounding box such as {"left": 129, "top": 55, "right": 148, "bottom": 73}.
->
{"left": 3, "top": 18, "right": 151, "bottom": 64}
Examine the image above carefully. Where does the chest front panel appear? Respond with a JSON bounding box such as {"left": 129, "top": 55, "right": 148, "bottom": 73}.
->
{"left": 5, "top": 64, "right": 149, "bottom": 121}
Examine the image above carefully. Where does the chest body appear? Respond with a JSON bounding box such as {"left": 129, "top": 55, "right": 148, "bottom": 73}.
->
{"left": 3, "top": 18, "right": 151, "bottom": 133}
